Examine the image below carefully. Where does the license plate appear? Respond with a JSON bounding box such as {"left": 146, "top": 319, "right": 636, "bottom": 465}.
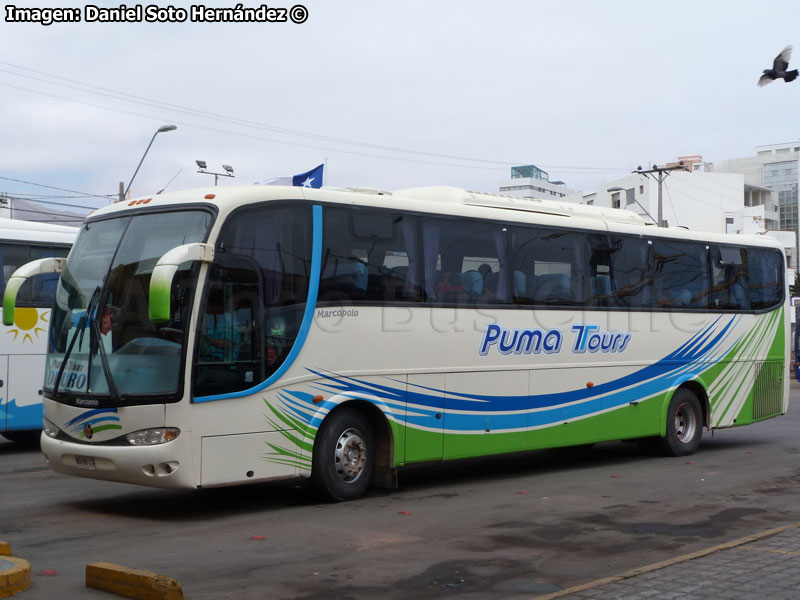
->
{"left": 75, "top": 455, "right": 96, "bottom": 470}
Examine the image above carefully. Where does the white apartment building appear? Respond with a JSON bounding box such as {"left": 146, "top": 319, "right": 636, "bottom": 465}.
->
{"left": 499, "top": 164, "right": 573, "bottom": 200}
{"left": 695, "top": 143, "right": 800, "bottom": 248}
{"left": 562, "top": 170, "right": 794, "bottom": 269}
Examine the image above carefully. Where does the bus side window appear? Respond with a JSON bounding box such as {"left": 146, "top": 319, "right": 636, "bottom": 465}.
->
{"left": 748, "top": 247, "right": 784, "bottom": 310}
{"left": 512, "top": 227, "right": 588, "bottom": 306}
{"left": 28, "top": 246, "right": 70, "bottom": 306}
{"left": 0, "top": 244, "right": 32, "bottom": 306}
{"left": 0, "top": 244, "right": 70, "bottom": 308}
{"left": 320, "top": 209, "right": 422, "bottom": 304}
{"left": 652, "top": 240, "right": 709, "bottom": 309}
{"left": 421, "top": 217, "right": 507, "bottom": 305}
{"left": 605, "top": 236, "right": 653, "bottom": 309}
{"left": 710, "top": 246, "right": 749, "bottom": 310}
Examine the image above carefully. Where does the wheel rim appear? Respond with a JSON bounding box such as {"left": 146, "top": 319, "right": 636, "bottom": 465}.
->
{"left": 334, "top": 428, "right": 367, "bottom": 483}
{"left": 674, "top": 402, "right": 697, "bottom": 444}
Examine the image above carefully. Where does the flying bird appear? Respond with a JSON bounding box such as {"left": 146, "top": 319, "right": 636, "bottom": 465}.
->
{"left": 758, "top": 45, "right": 799, "bottom": 86}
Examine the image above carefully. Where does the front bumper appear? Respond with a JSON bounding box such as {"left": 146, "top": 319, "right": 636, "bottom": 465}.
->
{"left": 40, "top": 432, "right": 196, "bottom": 489}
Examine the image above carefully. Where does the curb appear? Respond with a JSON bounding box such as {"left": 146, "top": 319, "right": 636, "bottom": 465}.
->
{"left": 86, "top": 562, "right": 183, "bottom": 600}
{"left": 0, "top": 556, "right": 31, "bottom": 598}
{"left": 535, "top": 523, "right": 799, "bottom": 599}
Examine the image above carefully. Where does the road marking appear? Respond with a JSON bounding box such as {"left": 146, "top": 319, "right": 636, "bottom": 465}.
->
{"left": 534, "top": 523, "right": 799, "bottom": 599}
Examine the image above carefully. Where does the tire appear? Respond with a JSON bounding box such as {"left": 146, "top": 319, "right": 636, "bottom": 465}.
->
{"left": 2, "top": 430, "right": 41, "bottom": 447}
{"left": 310, "top": 409, "right": 373, "bottom": 502}
{"left": 657, "top": 388, "right": 703, "bottom": 456}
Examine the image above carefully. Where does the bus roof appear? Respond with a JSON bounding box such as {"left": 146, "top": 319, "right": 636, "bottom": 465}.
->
{"left": 95, "top": 185, "right": 784, "bottom": 251}
{"left": 0, "top": 217, "right": 78, "bottom": 244}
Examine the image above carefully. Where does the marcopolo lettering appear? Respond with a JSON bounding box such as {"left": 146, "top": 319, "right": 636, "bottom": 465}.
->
{"left": 316, "top": 308, "right": 359, "bottom": 319}
{"left": 479, "top": 323, "right": 632, "bottom": 356}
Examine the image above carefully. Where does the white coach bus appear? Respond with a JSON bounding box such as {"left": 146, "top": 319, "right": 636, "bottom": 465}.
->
{"left": 3, "top": 186, "right": 787, "bottom": 499}
{"left": 0, "top": 217, "right": 76, "bottom": 444}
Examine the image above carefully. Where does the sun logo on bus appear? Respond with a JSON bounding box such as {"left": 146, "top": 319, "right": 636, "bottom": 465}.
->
{"left": 6, "top": 308, "right": 47, "bottom": 344}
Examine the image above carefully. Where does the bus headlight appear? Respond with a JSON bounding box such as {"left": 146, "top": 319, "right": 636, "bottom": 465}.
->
{"left": 125, "top": 428, "right": 180, "bottom": 446}
{"left": 42, "top": 418, "right": 60, "bottom": 439}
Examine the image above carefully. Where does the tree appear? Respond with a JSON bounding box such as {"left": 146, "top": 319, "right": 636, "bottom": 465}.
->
{"left": 791, "top": 272, "right": 800, "bottom": 298}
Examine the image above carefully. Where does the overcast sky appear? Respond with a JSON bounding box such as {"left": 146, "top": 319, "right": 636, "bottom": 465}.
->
{"left": 2, "top": 0, "right": 799, "bottom": 213}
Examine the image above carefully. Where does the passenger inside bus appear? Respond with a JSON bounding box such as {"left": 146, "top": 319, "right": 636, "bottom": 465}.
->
{"left": 198, "top": 289, "right": 231, "bottom": 362}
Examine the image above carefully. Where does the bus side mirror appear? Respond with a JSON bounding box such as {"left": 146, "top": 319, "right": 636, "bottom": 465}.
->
{"left": 2, "top": 257, "right": 67, "bottom": 326}
{"left": 149, "top": 243, "right": 214, "bottom": 323}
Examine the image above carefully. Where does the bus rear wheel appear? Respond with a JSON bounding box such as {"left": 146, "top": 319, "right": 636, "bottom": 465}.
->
{"left": 657, "top": 388, "right": 703, "bottom": 456}
{"left": 310, "top": 409, "right": 374, "bottom": 502}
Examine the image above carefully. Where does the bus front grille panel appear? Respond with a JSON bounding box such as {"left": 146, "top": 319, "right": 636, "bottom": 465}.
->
{"left": 752, "top": 360, "right": 784, "bottom": 421}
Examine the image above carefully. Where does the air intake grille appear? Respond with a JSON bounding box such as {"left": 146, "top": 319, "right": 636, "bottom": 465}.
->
{"left": 752, "top": 361, "right": 784, "bottom": 421}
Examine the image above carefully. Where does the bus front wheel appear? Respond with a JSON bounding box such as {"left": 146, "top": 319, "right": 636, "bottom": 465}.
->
{"left": 310, "top": 408, "right": 374, "bottom": 502}
{"left": 658, "top": 388, "right": 703, "bottom": 456}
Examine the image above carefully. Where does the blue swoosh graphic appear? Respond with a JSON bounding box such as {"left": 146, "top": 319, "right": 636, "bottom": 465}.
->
{"left": 279, "top": 315, "right": 742, "bottom": 434}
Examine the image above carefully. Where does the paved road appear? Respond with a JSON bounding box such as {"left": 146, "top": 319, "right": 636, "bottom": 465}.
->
{"left": 546, "top": 522, "right": 800, "bottom": 599}
{"left": 2, "top": 385, "right": 800, "bottom": 599}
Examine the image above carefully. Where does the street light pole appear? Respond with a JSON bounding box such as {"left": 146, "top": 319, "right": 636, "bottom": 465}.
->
{"left": 121, "top": 125, "right": 177, "bottom": 201}
{"left": 195, "top": 161, "right": 235, "bottom": 186}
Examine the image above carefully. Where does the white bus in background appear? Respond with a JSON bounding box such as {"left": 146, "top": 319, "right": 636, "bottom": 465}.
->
{"left": 0, "top": 218, "right": 76, "bottom": 444}
{"left": 3, "top": 186, "right": 787, "bottom": 499}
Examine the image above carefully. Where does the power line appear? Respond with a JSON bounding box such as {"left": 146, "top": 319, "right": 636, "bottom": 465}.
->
{"left": 0, "top": 192, "right": 96, "bottom": 199}
{"left": 8, "top": 205, "right": 86, "bottom": 221}
{"left": 0, "top": 175, "right": 113, "bottom": 201}
{"left": 0, "top": 193, "right": 100, "bottom": 211}
{"left": 0, "top": 80, "right": 506, "bottom": 172}
{"left": 0, "top": 63, "right": 629, "bottom": 175}
{"left": 633, "top": 165, "right": 689, "bottom": 227}
{"left": 663, "top": 182, "right": 679, "bottom": 227}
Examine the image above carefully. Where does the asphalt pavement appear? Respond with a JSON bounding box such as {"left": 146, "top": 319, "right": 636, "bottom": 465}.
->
{"left": 3, "top": 380, "right": 800, "bottom": 599}
{"left": 538, "top": 522, "right": 800, "bottom": 599}
{"left": 537, "top": 378, "right": 800, "bottom": 600}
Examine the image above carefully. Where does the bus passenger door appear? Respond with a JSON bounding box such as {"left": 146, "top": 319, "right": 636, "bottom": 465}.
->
{"left": 405, "top": 374, "right": 444, "bottom": 463}
{"left": 193, "top": 258, "right": 263, "bottom": 398}
{"left": 0, "top": 356, "right": 7, "bottom": 432}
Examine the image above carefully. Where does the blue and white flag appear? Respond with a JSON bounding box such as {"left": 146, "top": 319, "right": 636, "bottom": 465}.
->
{"left": 262, "top": 164, "right": 324, "bottom": 188}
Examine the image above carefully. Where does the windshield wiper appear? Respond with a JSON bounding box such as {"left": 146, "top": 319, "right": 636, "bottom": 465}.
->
{"left": 90, "top": 311, "right": 121, "bottom": 403}
{"left": 53, "top": 284, "right": 123, "bottom": 402}
{"left": 53, "top": 285, "right": 101, "bottom": 396}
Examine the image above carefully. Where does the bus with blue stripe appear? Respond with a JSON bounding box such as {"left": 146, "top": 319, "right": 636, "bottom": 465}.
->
{"left": 0, "top": 217, "right": 75, "bottom": 444}
{"left": 3, "top": 186, "right": 787, "bottom": 500}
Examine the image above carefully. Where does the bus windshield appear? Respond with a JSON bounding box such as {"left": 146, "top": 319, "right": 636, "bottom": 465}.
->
{"left": 45, "top": 210, "right": 213, "bottom": 401}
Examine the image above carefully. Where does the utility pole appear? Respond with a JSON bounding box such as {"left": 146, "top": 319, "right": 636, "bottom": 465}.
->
{"left": 633, "top": 162, "right": 688, "bottom": 227}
